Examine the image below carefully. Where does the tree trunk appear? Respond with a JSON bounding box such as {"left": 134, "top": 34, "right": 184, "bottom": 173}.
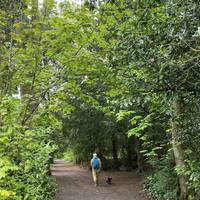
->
{"left": 112, "top": 133, "right": 118, "bottom": 168}
{"left": 171, "top": 98, "right": 188, "bottom": 200}
{"left": 127, "top": 137, "right": 133, "bottom": 170}
{"left": 135, "top": 137, "right": 144, "bottom": 173}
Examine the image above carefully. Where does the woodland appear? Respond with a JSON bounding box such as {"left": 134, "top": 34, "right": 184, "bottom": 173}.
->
{"left": 0, "top": 0, "right": 200, "bottom": 199}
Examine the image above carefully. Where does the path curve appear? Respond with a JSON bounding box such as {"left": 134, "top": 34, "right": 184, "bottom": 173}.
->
{"left": 51, "top": 160, "right": 149, "bottom": 200}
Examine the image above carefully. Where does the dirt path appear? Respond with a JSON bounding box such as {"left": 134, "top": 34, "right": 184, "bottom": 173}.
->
{"left": 51, "top": 160, "right": 149, "bottom": 200}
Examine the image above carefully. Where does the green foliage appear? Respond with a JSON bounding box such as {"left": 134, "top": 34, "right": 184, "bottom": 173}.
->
{"left": 185, "top": 148, "right": 200, "bottom": 198}
{"left": 91, "top": 0, "right": 200, "bottom": 199}
{"left": 63, "top": 150, "right": 75, "bottom": 162}
{"left": 144, "top": 154, "right": 177, "bottom": 200}
{"left": 145, "top": 171, "right": 177, "bottom": 200}
{"left": 0, "top": 1, "right": 60, "bottom": 199}
{"left": 128, "top": 114, "right": 153, "bottom": 139}
{"left": 1, "top": 0, "right": 200, "bottom": 199}
{"left": 0, "top": 96, "right": 57, "bottom": 199}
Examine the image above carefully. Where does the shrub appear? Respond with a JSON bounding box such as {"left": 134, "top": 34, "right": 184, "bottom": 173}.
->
{"left": 144, "top": 155, "right": 177, "bottom": 200}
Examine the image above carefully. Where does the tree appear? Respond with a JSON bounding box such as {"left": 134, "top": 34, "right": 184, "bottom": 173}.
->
{"left": 88, "top": 0, "right": 200, "bottom": 199}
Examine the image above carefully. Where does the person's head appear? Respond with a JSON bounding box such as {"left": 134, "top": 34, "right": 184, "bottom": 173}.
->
{"left": 93, "top": 153, "right": 97, "bottom": 158}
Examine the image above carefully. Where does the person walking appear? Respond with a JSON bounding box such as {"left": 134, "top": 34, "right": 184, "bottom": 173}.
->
{"left": 91, "top": 153, "right": 101, "bottom": 187}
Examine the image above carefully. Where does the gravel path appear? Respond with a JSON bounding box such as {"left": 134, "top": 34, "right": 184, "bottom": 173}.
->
{"left": 51, "top": 160, "right": 149, "bottom": 200}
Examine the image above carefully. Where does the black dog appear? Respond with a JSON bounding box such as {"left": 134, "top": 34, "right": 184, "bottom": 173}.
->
{"left": 106, "top": 177, "right": 112, "bottom": 184}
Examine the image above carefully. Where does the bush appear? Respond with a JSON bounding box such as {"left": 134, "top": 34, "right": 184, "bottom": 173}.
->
{"left": 63, "top": 150, "right": 75, "bottom": 162}
{"left": 144, "top": 155, "right": 177, "bottom": 200}
{"left": 0, "top": 97, "right": 58, "bottom": 199}
{"left": 185, "top": 158, "right": 200, "bottom": 199}
{"left": 0, "top": 131, "right": 57, "bottom": 200}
